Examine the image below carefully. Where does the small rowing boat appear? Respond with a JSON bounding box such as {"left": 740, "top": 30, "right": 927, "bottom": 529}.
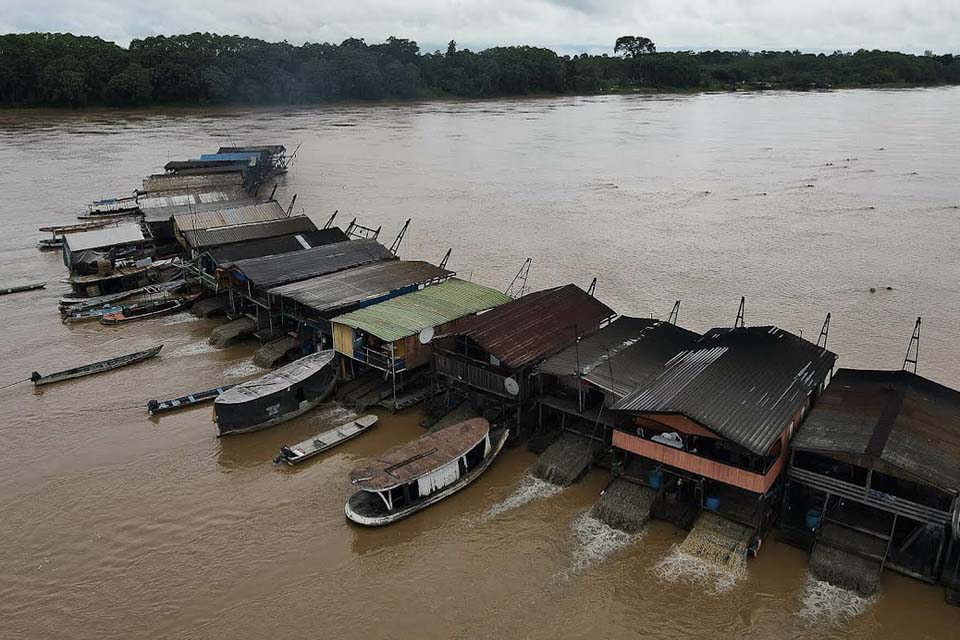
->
{"left": 1, "top": 282, "right": 46, "bottom": 296}
{"left": 62, "top": 304, "right": 122, "bottom": 324}
{"left": 345, "top": 418, "right": 509, "bottom": 527}
{"left": 31, "top": 345, "right": 163, "bottom": 386}
{"left": 275, "top": 415, "right": 378, "bottom": 465}
{"left": 100, "top": 295, "right": 196, "bottom": 325}
{"left": 214, "top": 350, "right": 337, "bottom": 436}
{"left": 147, "top": 385, "right": 235, "bottom": 415}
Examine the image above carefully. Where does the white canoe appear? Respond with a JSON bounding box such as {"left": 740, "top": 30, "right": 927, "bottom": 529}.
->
{"left": 275, "top": 415, "right": 379, "bottom": 465}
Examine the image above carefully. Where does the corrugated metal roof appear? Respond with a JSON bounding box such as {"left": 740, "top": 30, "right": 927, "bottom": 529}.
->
{"left": 200, "top": 152, "right": 261, "bottom": 162}
{"left": 142, "top": 172, "right": 243, "bottom": 193}
{"left": 173, "top": 201, "right": 288, "bottom": 232}
{"left": 141, "top": 198, "right": 256, "bottom": 223}
{"left": 792, "top": 368, "right": 960, "bottom": 492}
{"left": 229, "top": 238, "right": 395, "bottom": 288}
{"left": 269, "top": 260, "right": 453, "bottom": 315}
{"left": 62, "top": 222, "right": 145, "bottom": 252}
{"left": 218, "top": 145, "right": 285, "bottom": 155}
{"left": 182, "top": 216, "right": 318, "bottom": 249}
{"left": 540, "top": 318, "right": 701, "bottom": 401}
{"left": 207, "top": 228, "right": 349, "bottom": 266}
{"left": 331, "top": 278, "right": 512, "bottom": 342}
{"left": 445, "top": 284, "right": 616, "bottom": 369}
{"left": 164, "top": 159, "right": 248, "bottom": 172}
{"left": 614, "top": 326, "right": 837, "bottom": 456}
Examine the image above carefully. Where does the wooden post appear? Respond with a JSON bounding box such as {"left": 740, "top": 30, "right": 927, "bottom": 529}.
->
{"left": 880, "top": 513, "right": 898, "bottom": 570}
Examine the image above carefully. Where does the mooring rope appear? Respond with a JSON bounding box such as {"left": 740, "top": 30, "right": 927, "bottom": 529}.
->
{"left": 0, "top": 378, "right": 29, "bottom": 391}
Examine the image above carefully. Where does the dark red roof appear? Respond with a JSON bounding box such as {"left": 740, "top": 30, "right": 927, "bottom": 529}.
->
{"left": 447, "top": 284, "right": 616, "bottom": 369}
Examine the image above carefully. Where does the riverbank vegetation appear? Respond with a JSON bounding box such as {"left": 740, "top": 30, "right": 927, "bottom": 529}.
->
{"left": 2, "top": 32, "right": 958, "bottom": 107}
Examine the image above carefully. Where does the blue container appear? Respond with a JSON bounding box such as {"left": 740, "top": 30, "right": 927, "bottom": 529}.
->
{"left": 805, "top": 509, "right": 822, "bottom": 531}
{"left": 705, "top": 496, "right": 721, "bottom": 511}
{"left": 649, "top": 470, "right": 663, "bottom": 490}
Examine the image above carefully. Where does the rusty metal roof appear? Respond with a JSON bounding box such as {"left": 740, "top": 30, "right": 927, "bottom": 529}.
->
{"left": 541, "top": 318, "right": 702, "bottom": 401}
{"left": 142, "top": 172, "right": 243, "bottom": 193}
{"left": 269, "top": 260, "right": 453, "bottom": 316}
{"left": 350, "top": 418, "right": 489, "bottom": 491}
{"left": 330, "top": 278, "right": 511, "bottom": 342}
{"left": 445, "top": 284, "right": 616, "bottom": 369}
{"left": 229, "top": 238, "right": 395, "bottom": 288}
{"left": 181, "top": 216, "right": 318, "bottom": 249}
{"left": 614, "top": 326, "right": 837, "bottom": 456}
{"left": 793, "top": 368, "right": 960, "bottom": 493}
{"left": 172, "top": 201, "right": 288, "bottom": 232}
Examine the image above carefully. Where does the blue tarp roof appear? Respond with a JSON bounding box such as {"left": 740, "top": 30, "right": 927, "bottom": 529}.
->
{"left": 199, "top": 152, "right": 260, "bottom": 162}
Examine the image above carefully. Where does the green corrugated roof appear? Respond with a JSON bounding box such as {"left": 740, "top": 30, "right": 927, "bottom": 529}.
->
{"left": 331, "top": 278, "right": 511, "bottom": 342}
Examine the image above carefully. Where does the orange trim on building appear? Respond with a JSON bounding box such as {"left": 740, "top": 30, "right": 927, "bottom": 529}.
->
{"left": 612, "top": 430, "right": 787, "bottom": 495}
{"left": 634, "top": 413, "right": 720, "bottom": 439}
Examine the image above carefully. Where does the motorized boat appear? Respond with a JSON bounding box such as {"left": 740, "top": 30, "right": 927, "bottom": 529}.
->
{"left": 275, "top": 415, "right": 378, "bottom": 465}
{"left": 147, "top": 385, "right": 235, "bottom": 415}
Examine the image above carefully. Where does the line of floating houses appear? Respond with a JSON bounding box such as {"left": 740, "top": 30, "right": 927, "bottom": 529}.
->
{"left": 29, "top": 142, "right": 960, "bottom": 606}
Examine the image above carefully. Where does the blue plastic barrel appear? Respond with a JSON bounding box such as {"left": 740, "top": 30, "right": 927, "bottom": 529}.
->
{"left": 805, "top": 509, "right": 822, "bottom": 530}
{"left": 649, "top": 470, "right": 663, "bottom": 490}
{"left": 705, "top": 496, "right": 721, "bottom": 511}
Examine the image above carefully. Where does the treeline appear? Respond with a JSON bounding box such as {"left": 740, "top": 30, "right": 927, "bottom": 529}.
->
{"left": 1, "top": 32, "right": 959, "bottom": 107}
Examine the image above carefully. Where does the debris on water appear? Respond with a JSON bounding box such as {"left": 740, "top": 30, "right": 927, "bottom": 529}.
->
{"left": 482, "top": 474, "right": 564, "bottom": 521}
{"left": 885, "top": 286, "right": 893, "bottom": 290}
{"left": 654, "top": 512, "right": 750, "bottom": 593}
{"left": 869, "top": 287, "right": 877, "bottom": 293}
{"left": 224, "top": 361, "right": 266, "bottom": 378}
{"left": 168, "top": 341, "right": 218, "bottom": 357}
{"left": 653, "top": 545, "right": 744, "bottom": 593}
{"left": 796, "top": 575, "right": 877, "bottom": 626}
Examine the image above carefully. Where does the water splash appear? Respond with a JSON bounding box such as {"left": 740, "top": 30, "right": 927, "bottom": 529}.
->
{"left": 168, "top": 341, "right": 217, "bottom": 357}
{"left": 653, "top": 544, "right": 745, "bottom": 593}
{"left": 224, "top": 361, "right": 266, "bottom": 378}
{"left": 796, "top": 575, "right": 877, "bottom": 626}
{"left": 159, "top": 312, "right": 198, "bottom": 326}
{"left": 554, "top": 512, "right": 643, "bottom": 582}
{"left": 481, "top": 474, "right": 564, "bottom": 521}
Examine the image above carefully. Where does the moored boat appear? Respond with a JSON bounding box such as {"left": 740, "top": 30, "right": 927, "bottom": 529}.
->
{"left": 1, "top": 282, "right": 46, "bottom": 296}
{"left": 100, "top": 295, "right": 196, "bottom": 325}
{"left": 275, "top": 415, "right": 378, "bottom": 465}
{"left": 37, "top": 237, "right": 63, "bottom": 250}
{"left": 345, "top": 418, "right": 509, "bottom": 527}
{"left": 147, "top": 385, "right": 235, "bottom": 415}
{"left": 59, "top": 280, "right": 185, "bottom": 311}
{"left": 214, "top": 350, "right": 337, "bottom": 436}
{"left": 31, "top": 345, "right": 163, "bottom": 386}
{"left": 62, "top": 304, "right": 122, "bottom": 324}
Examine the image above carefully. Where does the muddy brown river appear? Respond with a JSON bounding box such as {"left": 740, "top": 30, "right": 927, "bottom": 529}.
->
{"left": 0, "top": 88, "right": 958, "bottom": 639}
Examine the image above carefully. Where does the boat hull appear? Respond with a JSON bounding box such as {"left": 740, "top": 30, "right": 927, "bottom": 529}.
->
{"left": 100, "top": 299, "right": 186, "bottom": 325}
{"left": 278, "top": 415, "right": 379, "bottom": 465}
{"left": 147, "top": 385, "right": 235, "bottom": 415}
{"left": 216, "top": 374, "right": 336, "bottom": 437}
{"left": 345, "top": 428, "right": 509, "bottom": 526}
{"left": 31, "top": 345, "right": 163, "bottom": 386}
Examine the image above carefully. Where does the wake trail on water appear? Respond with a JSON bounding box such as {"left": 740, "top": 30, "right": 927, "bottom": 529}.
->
{"left": 796, "top": 575, "right": 877, "bottom": 626}
{"left": 159, "top": 312, "right": 198, "bottom": 326}
{"left": 224, "top": 361, "right": 266, "bottom": 378}
{"left": 481, "top": 474, "right": 564, "bottom": 521}
{"left": 553, "top": 512, "right": 644, "bottom": 582}
{"left": 168, "top": 341, "right": 218, "bottom": 357}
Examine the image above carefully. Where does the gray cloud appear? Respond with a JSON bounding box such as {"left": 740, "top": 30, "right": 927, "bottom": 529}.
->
{"left": 2, "top": 0, "right": 957, "bottom": 54}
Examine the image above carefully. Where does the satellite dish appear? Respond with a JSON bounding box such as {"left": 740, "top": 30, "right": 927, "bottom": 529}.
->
{"left": 504, "top": 376, "right": 520, "bottom": 396}
{"left": 419, "top": 326, "right": 435, "bottom": 344}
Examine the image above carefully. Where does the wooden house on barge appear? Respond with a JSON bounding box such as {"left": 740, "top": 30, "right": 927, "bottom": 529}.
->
{"left": 433, "top": 284, "right": 616, "bottom": 436}
{"left": 610, "top": 326, "right": 837, "bottom": 535}
{"left": 783, "top": 368, "right": 960, "bottom": 599}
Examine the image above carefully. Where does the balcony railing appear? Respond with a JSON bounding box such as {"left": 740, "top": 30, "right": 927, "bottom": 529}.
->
{"left": 435, "top": 353, "right": 515, "bottom": 398}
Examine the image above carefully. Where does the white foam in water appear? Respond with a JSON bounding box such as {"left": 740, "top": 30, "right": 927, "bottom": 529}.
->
{"left": 653, "top": 544, "right": 745, "bottom": 593}
{"left": 224, "top": 361, "right": 266, "bottom": 378}
{"left": 796, "top": 575, "right": 877, "bottom": 626}
{"left": 160, "top": 312, "right": 198, "bottom": 326}
{"left": 554, "top": 512, "right": 643, "bottom": 582}
{"left": 482, "top": 474, "right": 564, "bottom": 521}
{"left": 168, "top": 341, "right": 218, "bottom": 357}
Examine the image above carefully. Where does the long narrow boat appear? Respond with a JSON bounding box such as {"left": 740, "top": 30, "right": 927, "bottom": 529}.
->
{"left": 62, "top": 304, "right": 122, "bottom": 324}
{"left": 214, "top": 350, "right": 337, "bottom": 436}
{"left": 100, "top": 296, "right": 194, "bottom": 325}
{"left": 345, "top": 418, "right": 509, "bottom": 527}
{"left": 37, "top": 237, "right": 64, "bottom": 250}
{"left": 39, "top": 220, "right": 117, "bottom": 234}
{"left": 275, "top": 415, "right": 379, "bottom": 465}
{"left": 31, "top": 345, "right": 163, "bottom": 386}
{"left": 1, "top": 282, "right": 46, "bottom": 296}
{"left": 59, "top": 280, "right": 185, "bottom": 311}
{"left": 147, "top": 385, "right": 235, "bottom": 415}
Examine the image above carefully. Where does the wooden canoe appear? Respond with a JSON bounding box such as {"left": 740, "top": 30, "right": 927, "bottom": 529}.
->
{"left": 62, "top": 304, "right": 122, "bottom": 324}
{"left": 31, "top": 345, "right": 163, "bottom": 386}
{"left": 275, "top": 415, "right": 379, "bottom": 465}
{"left": 147, "top": 385, "right": 235, "bottom": 415}
{"left": 59, "top": 280, "right": 184, "bottom": 312}
{"left": 36, "top": 238, "right": 63, "bottom": 250}
{"left": 100, "top": 297, "right": 190, "bottom": 325}
{"left": 1, "top": 282, "right": 46, "bottom": 296}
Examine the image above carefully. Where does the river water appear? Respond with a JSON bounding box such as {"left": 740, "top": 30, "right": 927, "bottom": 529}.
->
{"left": 0, "top": 88, "right": 958, "bottom": 639}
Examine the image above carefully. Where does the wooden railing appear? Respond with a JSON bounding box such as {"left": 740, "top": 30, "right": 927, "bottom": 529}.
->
{"left": 612, "top": 430, "right": 783, "bottom": 495}
{"left": 435, "top": 353, "right": 514, "bottom": 398}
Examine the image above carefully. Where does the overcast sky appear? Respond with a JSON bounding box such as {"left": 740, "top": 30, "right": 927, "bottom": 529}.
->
{"left": 3, "top": 0, "right": 958, "bottom": 54}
